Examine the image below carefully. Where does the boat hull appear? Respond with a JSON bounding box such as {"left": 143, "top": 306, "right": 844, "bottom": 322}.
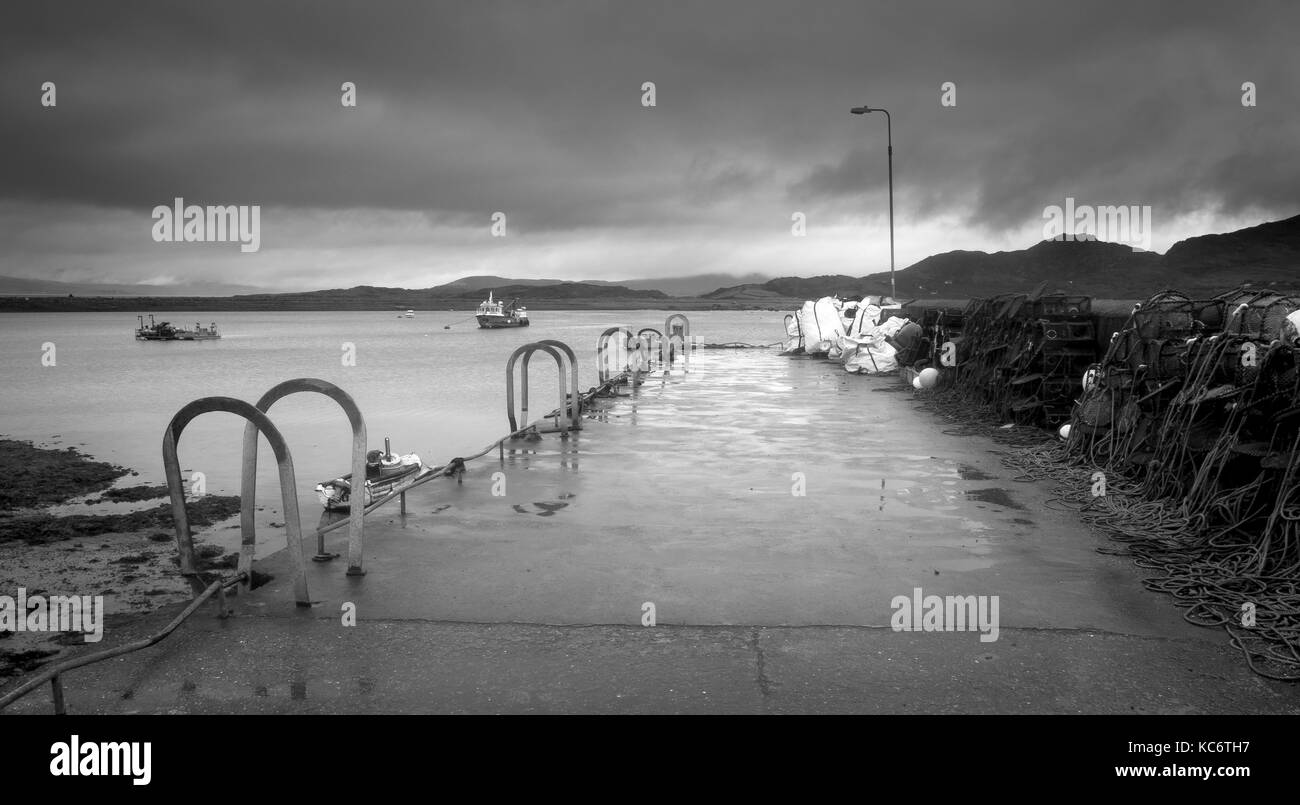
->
{"left": 314, "top": 456, "right": 422, "bottom": 511}
{"left": 477, "top": 315, "right": 529, "bottom": 328}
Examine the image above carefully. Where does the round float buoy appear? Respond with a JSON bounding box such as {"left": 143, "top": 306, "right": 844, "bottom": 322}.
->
{"left": 1082, "top": 367, "right": 1099, "bottom": 392}
{"left": 1058, "top": 423, "right": 1072, "bottom": 440}
{"left": 912, "top": 376, "right": 923, "bottom": 390}
{"left": 918, "top": 367, "right": 940, "bottom": 389}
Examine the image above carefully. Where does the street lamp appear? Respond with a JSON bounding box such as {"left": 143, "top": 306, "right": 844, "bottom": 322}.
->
{"left": 850, "top": 105, "right": 894, "bottom": 300}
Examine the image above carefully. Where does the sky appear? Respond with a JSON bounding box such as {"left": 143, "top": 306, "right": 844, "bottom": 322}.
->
{"left": 1, "top": 0, "right": 1297, "bottom": 292}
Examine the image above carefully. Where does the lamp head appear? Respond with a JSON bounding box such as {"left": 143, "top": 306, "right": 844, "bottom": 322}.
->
{"left": 850, "top": 106, "right": 872, "bottom": 115}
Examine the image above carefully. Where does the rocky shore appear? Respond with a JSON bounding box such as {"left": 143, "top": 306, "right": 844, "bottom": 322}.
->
{"left": 0, "top": 438, "right": 240, "bottom": 677}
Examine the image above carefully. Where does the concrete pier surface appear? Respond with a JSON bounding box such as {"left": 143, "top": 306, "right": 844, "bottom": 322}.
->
{"left": 6, "top": 349, "right": 1299, "bottom": 714}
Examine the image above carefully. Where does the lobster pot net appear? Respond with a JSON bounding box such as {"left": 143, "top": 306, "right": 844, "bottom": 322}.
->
{"left": 1077, "top": 388, "right": 1114, "bottom": 428}
{"left": 1237, "top": 296, "right": 1300, "bottom": 340}
{"left": 1132, "top": 294, "right": 1197, "bottom": 340}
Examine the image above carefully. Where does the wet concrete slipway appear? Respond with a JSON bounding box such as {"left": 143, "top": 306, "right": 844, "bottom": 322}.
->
{"left": 7, "top": 349, "right": 1300, "bottom": 714}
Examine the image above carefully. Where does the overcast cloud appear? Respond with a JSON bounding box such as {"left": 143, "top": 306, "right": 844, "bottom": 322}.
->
{"left": 1, "top": 0, "right": 1296, "bottom": 290}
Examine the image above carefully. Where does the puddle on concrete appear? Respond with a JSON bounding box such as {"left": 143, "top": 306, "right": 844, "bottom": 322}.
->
{"left": 512, "top": 500, "right": 570, "bottom": 517}
{"left": 964, "top": 488, "right": 1026, "bottom": 510}
{"left": 956, "top": 464, "right": 996, "bottom": 481}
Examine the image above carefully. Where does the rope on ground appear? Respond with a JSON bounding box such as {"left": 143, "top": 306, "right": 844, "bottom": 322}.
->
{"left": 997, "top": 438, "right": 1300, "bottom": 682}
{"left": 910, "top": 359, "right": 1300, "bottom": 681}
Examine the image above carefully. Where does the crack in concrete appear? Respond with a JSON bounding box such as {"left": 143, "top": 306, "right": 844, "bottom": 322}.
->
{"left": 750, "top": 627, "right": 773, "bottom": 705}
{"left": 217, "top": 613, "right": 1220, "bottom": 643}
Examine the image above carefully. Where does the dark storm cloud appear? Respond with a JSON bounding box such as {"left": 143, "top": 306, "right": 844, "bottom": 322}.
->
{"left": 0, "top": 0, "right": 1297, "bottom": 283}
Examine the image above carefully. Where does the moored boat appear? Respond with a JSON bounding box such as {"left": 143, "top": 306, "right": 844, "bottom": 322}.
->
{"left": 314, "top": 440, "right": 422, "bottom": 511}
{"left": 176, "top": 321, "right": 220, "bottom": 340}
{"left": 135, "top": 315, "right": 220, "bottom": 340}
{"left": 135, "top": 315, "right": 178, "bottom": 340}
{"left": 476, "top": 291, "right": 529, "bottom": 328}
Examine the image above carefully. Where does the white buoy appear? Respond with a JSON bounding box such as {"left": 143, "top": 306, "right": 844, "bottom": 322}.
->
{"left": 912, "top": 376, "right": 923, "bottom": 390}
{"left": 918, "top": 367, "right": 940, "bottom": 389}
{"left": 1058, "top": 423, "right": 1072, "bottom": 440}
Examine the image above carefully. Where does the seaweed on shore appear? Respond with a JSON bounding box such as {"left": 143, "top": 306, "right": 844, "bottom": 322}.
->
{"left": 0, "top": 439, "right": 128, "bottom": 511}
{"left": 0, "top": 495, "right": 242, "bottom": 545}
{"left": 85, "top": 484, "right": 170, "bottom": 504}
{"left": 0, "top": 647, "right": 61, "bottom": 678}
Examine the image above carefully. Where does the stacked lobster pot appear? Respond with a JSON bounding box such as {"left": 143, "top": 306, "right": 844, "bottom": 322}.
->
{"left": 915, "top": 306, "right": 965, "bottom": 369}
{"left": 1068, "top": 286, "right": 1300, "bottom": 576}
{"left": 934, "top": 291, "right": 1095, "bottom": 428}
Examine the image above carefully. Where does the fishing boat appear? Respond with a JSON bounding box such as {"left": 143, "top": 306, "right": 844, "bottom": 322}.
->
{"left": 399, "top": 310, "right": 415, "bottom": 318}
{"left": 476, "top": 291, "right": 529, "bottom": 328}
{"left": 135, "top": 315, "right": 221, "bottom": 340}
{"left": 313, "top": 439, "right": 423, "bottom": 511}
{"left": 135, "top": 315, "right": 178, "bottom": 340}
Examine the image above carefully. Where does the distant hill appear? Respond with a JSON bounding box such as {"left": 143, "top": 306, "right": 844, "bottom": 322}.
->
{"left": 221, "top": 280, "right": 666, "bottom": 307}
{"left": 704, "top": 214, "right": 1300, "bottom": 300}
{"left": 434, "top": 272, "right": 774, "bottom": 297}
{"left": 0, "top": 280, "right": 672, "bottom": 312}
{"left": 866, "top": 239, "right": 1164, "bottom": 297}
{"left": 614, "top": 273, "right": 775, "bottom": 296}
{"left": 705, "top": 274, "right": 886, "bottom": 300}
{"left": 0, "top": 275, "right": 266, "bottom": 297}
{"left": 1163, "top": 216, "right": 1300, "bottom": 282}
{"left": 432, "top": 275, "right": 601, "bottom": 292}
{"left": 3, "top": 214, "right": 1296, "bottom": 311}
{"left": 444, "top": 282, "right": 667, "bottom": 300}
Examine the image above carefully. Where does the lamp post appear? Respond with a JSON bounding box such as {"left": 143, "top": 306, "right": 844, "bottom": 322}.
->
{"left": 850, "top": 105, "right": 894, "bottom": 300}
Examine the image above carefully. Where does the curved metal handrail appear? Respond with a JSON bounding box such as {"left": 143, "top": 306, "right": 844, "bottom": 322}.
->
{"left": 532, "top": 339, "right": 581, "bottom": 429}
{"left": 163, "top": 396, "right": 310, "bottom": 606}
{"left": 523, "top": 345, "right": 566, "bottom": 429}
{"left": 597, "top": 326, "right": 636, "bottom": 384}
{"left": 637, "top": 328, "right": 663, "bottom": 370}
{"left": 663, "top": 314, "right": 691, "bottom": 367}
{"left": 506, "top": 343, "right": 571, "bottom": 432}
{"left": 240, "top": 378, "right": 369, "bottom": 578}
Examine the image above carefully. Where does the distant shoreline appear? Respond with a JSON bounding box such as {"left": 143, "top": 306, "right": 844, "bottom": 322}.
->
{"left": 0, "top": 296, "right": 804, "bottom": 313}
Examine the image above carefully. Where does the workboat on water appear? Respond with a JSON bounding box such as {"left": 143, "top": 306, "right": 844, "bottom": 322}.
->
{"left": 135, "top": 315, "right": 220, "bottom": 341}
{"left": 399, "top": 309, "right": 415, "bottom": 318}
{"left": 177, "top": 321, "right": 221, "bottom": 340}
{"left": 476, "top": 291, "right": 529, "bottom": 328}
{"left": 314, "top": 440, "right": 423, "bottom": 511}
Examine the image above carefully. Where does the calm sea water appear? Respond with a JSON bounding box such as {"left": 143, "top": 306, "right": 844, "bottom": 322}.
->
{"left": 0, "top": 309, "right": 780, "bottom": 536}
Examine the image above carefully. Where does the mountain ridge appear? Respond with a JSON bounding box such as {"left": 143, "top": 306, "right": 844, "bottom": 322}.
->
{"left": 3, "top": 213, "right": 1297, "bottom": 309}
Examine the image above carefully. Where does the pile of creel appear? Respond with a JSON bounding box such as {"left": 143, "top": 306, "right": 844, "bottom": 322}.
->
{"left": 1009, "top": 285, "right": 1300, "bottom": 680}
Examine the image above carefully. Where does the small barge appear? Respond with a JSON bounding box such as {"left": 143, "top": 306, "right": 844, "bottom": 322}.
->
{"left": 135, "top": 315, "right": 221, "bottom": 341}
